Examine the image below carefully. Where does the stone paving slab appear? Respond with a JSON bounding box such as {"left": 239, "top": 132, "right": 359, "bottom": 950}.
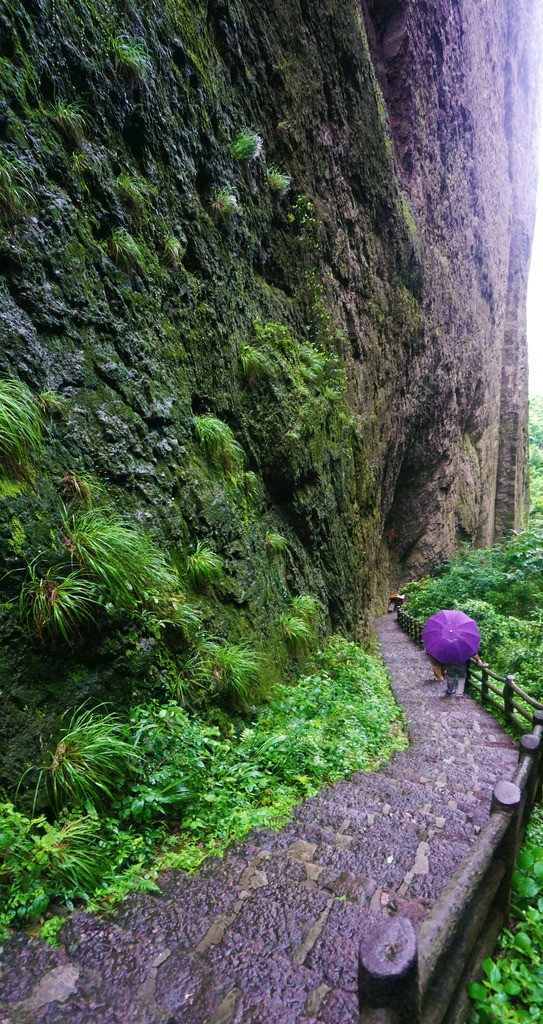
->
{"left": 0, "top": 616, "right": 520, "bottom": 1024}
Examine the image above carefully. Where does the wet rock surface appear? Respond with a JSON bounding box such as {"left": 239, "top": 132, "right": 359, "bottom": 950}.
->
{"left": 0, "top": 617, "right": 519, "bottom": 1024}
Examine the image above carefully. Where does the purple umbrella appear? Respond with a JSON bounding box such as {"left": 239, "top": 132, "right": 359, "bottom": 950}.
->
{"left": 422, "top": 610, "right": 481, "bottom": 664}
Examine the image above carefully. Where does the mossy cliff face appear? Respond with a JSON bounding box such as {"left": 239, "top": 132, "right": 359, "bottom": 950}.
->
{"left": 363, "top": 0, "right": 543, "bottom": 577}
{"left": 0, "top": 0, "right": 540, "bottom": 786}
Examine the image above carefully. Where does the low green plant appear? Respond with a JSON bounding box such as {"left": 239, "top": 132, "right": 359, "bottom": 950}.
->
{"left": 0, "top": 153, "right": 34, "bottom": 224}
{"left": 185, "top": 541, "right": 225, "bottom": 589}
{"left": 193, "top": 414, "right": 245, "bottom": 473}
{"left": 160, "top": 592, "right": 202, "bottom": 635}
{"left": 111, "top": 36, "right": 151, "bottom": 77}
{"left": 19, "top": 567, "right": 99, "bottom": 645}
{"left": 0, "top": 802, "right": 105, "bottom": 934}
{"left": 106, "top": 227, "right": 145, "bottom": 269}
{"left": 61, "top": 507, "right": 178, "bottom": 607}
{"left": 231, "top": 129, "right": 263, "bottom": 163}
{"left": 0, "top": 377, "right": 43, "bottom": 474}
{"left": 242, "top": 470, "right": 260, "bottom": 504}
{"left": 265, "top": 531, "right": 288, "bottom": 555}
{"left": 35, "top": 705, "right": 138, "bottom": 813}
{"left": 203, "top": 639, "right": 262, "bottom": 709}
{"left": 50, "top": 100, "right": 87, "bottom": 143}
{"left": 240, "top": 344, "right": 275, "bottom": 386}
{"left": 209, "top": 189, "right": 238, "bottom": 222}
{"left": 266, "top": 165, "right": 291, "bottom": 193}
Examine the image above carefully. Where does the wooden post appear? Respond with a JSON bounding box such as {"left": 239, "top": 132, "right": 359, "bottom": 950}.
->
{"left": 504, "top": 675, "right": 514, "bottom": 722}
{"left": 481, "top": 663, "right": 489, "bottom": 705}
{"left": 490, "top": 780, "right": 521, "bottom": 918}
{"left": 518, "top": 733, "right": 542, "bottom": 819}
{"left": 358, "top": 917, "right": 419, "bottom": 1023}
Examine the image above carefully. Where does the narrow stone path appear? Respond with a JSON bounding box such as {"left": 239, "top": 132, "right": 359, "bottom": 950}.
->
{"left": 0, "top": 617, "right": 519, "bottom": 1024}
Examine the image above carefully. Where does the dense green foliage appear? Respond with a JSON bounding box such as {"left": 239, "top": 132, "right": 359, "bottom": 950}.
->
{"left": 529, "top": 395, "right": 543, "bottom": 518}
{"left": 468, "top": 807, "right": 543, "bottom": 1022}
{"left": 0, "top": 636, "right": 405, "bottom": 938}
{"left": 403, "top": 527, "right": 543, "bottom": 701}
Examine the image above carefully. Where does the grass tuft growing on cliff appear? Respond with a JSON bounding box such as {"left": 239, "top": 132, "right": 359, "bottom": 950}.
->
{"left": 0, "top": 153, "right": 34, "bottom": 224}
{"left": 106, "top": 227, "right": 146, "bottom": 269}
{"left": 61, "top": 508, "right": 178, "bottom": 607}
{"left": 50, "top": 100, "right": 87, "bottom": 144}
{"left": 111, "top": 36, "right": 151, "bottom": 78}
{"left": 185, "top": 541, "right": 225, "bottom": 589}
{"left": 266, "top": 166, "right": 291, "bottom": 193}
{"left": 193, "top": 414, "right": 245, "bottom": 473}
{"left": 34, "top": 705, "right": 138, "bottom": 814}
{"left": 209, "top": 189, "right": 238, "bottom": 222}
{"left": 231, "top": 129, "right": 263, "bottom": 163}
{"left": 19, "top": 567, "right": 99, "bottom": 645}
{"left": 0, "top": 378, "right": 43, "bottom": 476}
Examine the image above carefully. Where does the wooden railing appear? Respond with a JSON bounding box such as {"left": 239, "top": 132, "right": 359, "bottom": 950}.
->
{"left": 358, "top": 608, "right": 543, "bottom": 1024}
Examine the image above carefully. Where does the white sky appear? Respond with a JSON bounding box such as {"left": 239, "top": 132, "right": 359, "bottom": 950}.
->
{"left": 528, "top": 152, "right": 543, "bottom": 396}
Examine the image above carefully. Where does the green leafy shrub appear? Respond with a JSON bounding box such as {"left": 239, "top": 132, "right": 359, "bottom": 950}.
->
{"left": 19, "top": 567, "right": 99, "bottom": 645}
{"left": 231, "top": 129, "right": 263, "bottom": 163}
{"left": 209, "top": 189, "right": 238, "bottom": 222}
{"left": 193, "top": 414, "right": 245, "bottom": 473}
{"left": 0, "top": 153, "right": 34, "bottom": 223}
{"left": 0, "top": 377, "right": 43, "bottom": 474}
{"left": 61, "top": 507, "right": 178, "bottom": 606}
{"left": 266, "top": 165, "right": 291, "bottom": 193}
{"left": 111, "top": 36, "right": 151, "bottom": 77}
{"left": 185, "top": 541, "right": 224, "bottom": 589}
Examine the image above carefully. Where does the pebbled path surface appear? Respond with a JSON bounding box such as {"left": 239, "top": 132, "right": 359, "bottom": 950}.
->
{"left": 0, "top": 616, "right": 519, "bottom": 1024}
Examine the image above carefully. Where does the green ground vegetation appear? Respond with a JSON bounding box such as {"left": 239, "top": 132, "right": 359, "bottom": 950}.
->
{"left": 0, "top": 636, "right": 406, "bottom": 938}
{"left": 468, "top": 806, "right": 543, "bottom": 1023}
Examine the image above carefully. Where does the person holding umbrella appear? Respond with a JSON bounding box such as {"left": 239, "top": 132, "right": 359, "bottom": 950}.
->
{"left": 422, "top": 610, "right": 482, "bottom": 697}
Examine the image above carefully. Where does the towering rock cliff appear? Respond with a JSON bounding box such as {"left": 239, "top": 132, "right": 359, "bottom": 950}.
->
{"left": 0, "top": 0, "right": 541, "bottom": 786}
{"left": 364, "top": 0, "right": 542, "bottom": 576}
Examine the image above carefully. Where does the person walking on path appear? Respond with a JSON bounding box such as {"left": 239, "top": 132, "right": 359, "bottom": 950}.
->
{"left": 421, "top": 609, "right": 481, "bottom": 697}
